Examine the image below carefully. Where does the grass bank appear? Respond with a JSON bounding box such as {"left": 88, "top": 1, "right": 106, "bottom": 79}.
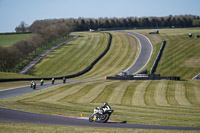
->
{"left": 127, "top": 28, "right": 200, "bottom": 79}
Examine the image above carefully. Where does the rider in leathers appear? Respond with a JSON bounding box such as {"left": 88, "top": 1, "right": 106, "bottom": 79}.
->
{"left": 100, "top": 102, "right": 111, "bottom": 114}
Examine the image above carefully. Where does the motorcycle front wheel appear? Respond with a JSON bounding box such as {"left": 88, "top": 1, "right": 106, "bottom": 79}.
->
{"left": 89, "top": 115, "right": 94, "bottom": 122}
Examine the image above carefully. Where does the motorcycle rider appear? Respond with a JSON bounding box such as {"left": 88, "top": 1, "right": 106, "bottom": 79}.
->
{"left": 91, "top": 102, "right": 112, "bottom": 121}
{"left": 95, "top": 102, "right": 111, "bottom": 115}
{"left": 32, "top": 81, "right": 36, "bottom": 90}
{"left": 52, "top": 78, "right": 55, "bottom": 85}
{"left": 40, "top": 79, "right": 44, "bottom": 86}
{"left": 101, "top": 102, "right": 111, "bottom": 114}
{"left": 63, "top": 77, "right": 66, "bottom": 84}
{"left": 30, "top": 80, "right": 34, "bottom": 88}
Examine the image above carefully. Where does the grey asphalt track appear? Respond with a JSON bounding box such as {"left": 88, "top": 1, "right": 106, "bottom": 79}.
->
{"left": 122, "top": 31, "right": 152, "bottom": 75}
{"left": 1, "top": 107, "right": 200, "bottom": 130}
{"left": 0, "top": 81, "right": 62, "bottom": 99}
{"left": 0, "top": 79, "right": 96, "bottom": 100}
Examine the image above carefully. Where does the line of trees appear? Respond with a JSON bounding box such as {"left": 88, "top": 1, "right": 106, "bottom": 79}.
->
{"left": 0, "top": 14, "right": 199, "bottom": 72}
{"left": 29, "top": 15, "right": 200, "bottom": 32}
{"left": 0, "top": 20, "right": 73, "bottom": 72}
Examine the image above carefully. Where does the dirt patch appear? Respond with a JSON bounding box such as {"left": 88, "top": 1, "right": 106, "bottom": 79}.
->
{"left": 184, "top": 57, "right": 200, "bottom": 68}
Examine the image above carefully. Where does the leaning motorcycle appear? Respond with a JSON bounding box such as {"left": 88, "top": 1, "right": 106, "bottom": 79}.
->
{"left": 89, "top": 107, "right": 114, "bottom": 123}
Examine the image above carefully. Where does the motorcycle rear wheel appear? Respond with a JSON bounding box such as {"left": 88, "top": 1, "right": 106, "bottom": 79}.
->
{"left": 99, "top": 114, "right": 110, "bottom": 123}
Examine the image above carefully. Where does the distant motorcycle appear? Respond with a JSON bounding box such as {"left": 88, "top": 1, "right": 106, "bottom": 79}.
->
{"left": 89, "top": 107, "right": 114, "bottom": 123}
{"left": 32, "top": 82, "right": 36, "bottom": 90}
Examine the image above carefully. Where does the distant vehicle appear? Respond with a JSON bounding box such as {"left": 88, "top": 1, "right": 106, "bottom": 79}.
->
{"left": 149, "top": 30, "right": 159, "bottom": 34}
{"left": 89, "top": 29, "right": 95, "bottom": 32}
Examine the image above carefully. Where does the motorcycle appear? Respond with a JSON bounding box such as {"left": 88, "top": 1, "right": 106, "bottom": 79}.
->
{"left": 89, "top": 107, "right": 114, "bottom": 123}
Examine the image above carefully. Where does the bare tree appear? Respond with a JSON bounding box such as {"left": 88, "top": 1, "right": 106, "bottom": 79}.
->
{"left": 15, "top": 21, "right": 29, "bottom": 33}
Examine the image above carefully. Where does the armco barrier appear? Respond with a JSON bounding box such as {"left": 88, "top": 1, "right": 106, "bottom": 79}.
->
{"left": 106, "top": 74, "right": 180, "bottom": 81}
{"left": 0, "top": 32, "right": 112, "bottom": 82}
{"left": 150, "top": 40, "right": 166, "bottom": 74}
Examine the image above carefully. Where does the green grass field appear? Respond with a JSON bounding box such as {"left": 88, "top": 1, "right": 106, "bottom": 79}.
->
{"left": 1, "top": 28, "right": 200, "bottom": 132}
{"left": 75, "top": 31, "right": 139, "bottom": 79}
{"left": 129, "top": 28, "right": 200, "bottom": 79}
{"left": 0, "top": 33, "right": 30, "bottom": 47}
{"left": 27, "top": 32, "right": 109, "bottom": 77}
{"left": 2, "top": 123, "right": 200, "bottom": 133}
{"left": 1, "top": 122, "right": 200, "bottom": 133}
{"left": 27, "top": 31, "right": 139, "bottom": 79}
{"left": 1, "top": 79, "right": 200, "bottom": 128}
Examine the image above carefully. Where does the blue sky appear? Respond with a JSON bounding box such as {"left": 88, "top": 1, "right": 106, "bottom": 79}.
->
{"left": 0, "top": 0, "right": 200, "bottom": 32}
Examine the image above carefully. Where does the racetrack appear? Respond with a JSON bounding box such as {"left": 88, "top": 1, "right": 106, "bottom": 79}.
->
{"left": 1, "top": 31, "right": 199, "bottom": 130}
{"left": 1, "top": 107, "right": 200, "bottom": 130}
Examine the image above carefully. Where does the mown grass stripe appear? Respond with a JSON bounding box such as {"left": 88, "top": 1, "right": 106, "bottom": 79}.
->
{"left": 132, "top": 80, "right": 151, "bottom": 106}
{"left": 185, "top": 82, "right": 200, "bottom": 105}
{"left": 92, "top": 82, "right": 118, "bottom": 103}
{"left": 121, "top": 85, "right": 137, "bottom": 105}
{"left": 108, "top": 84, "right": 127, "bottom": 104}
{"left": 86, "top": 32, "right": 124, "bottom": 78}
{"left": 166, "top": 81, "right": 179, "bottom": 105}
{"left": 175, "top": 82, "right": 191, "bottom": 106}
{"left": 70, "top": 33, "right": 101, "bottom": 69}
{"left": 41, "top": 83, "right": 91, "bottom": 102}
{"left": 73, "top": 33, "right": 110, "bottom": 79}
{"left": 60, "top": 83, "right": 96, "bottom": 103}
{"left": 22, "top": 84, "right": 76, "bottom": 101}
{"left": 154, "top": 80, "right": 169, "bottom": 106}
{"left": 95, "top": 34, "right": 132, "bottom": 77}
{"left": 76, "top": 81, "right": 113, "bottom": 103}
{"left": 144, "top": 81, "right": 157, "bottom": 106}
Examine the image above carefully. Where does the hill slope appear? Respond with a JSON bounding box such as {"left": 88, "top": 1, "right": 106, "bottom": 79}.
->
{"left": 130, "top": 28, "right": 200, "bottom": 79}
